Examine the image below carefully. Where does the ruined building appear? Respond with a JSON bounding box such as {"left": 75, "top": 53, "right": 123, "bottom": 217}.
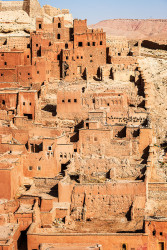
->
{"left": 0, "top": 0, "right": 167, "bottom": 249}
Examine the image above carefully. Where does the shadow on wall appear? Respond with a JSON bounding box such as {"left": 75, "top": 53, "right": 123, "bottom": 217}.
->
{"left": 42, "top": 104, "right": 57, "bottom": 116}
{"left": 48, "top": 184, "right": 58, "bottom": 198}
{"left": 141, "top": 146, "right": 150, "bottom": 164}
{"left": 142, "top": 40, "right": 167, "bottom": 51}
{"left": 135, "top": 165, "right": 146, "bottom": 181}
{"left": 71, "top": 120, "right": 84, "bottom": 142}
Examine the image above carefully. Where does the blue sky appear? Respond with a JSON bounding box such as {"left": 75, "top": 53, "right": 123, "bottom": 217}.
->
{"left": 3, "top": 0, "right": 167, "bottom": 24}
{"left": 41, "top": 0, "right": 167, "bottom": 24}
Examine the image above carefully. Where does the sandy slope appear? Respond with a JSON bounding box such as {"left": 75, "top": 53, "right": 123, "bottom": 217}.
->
{"left": 89, "top": 19, "right": 167, "bottom": 40}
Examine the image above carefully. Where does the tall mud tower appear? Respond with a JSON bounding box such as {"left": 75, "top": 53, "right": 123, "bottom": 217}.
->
{"left": 23, "top": 0, "right": 42, "bottom": 18}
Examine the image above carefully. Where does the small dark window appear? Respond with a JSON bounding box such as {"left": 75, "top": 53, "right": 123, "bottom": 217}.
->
{"left": 2, "top": 100, "right": 5, "bottom": 105}
{"left": 1, "top": 53, "right": 4, "bottom": 56}
{"left": 48, "top": 146, "right": 52, "bottom": 151}
{"left": 65, "top": 43, "right": 68, "bottom": 49}
{"left": 87, "top": 42, "right": 90, "bottom": 46}
{"left": 37, "top": 71, "right": 39, "bottom": 74}
{"left": 90, "top": 60, "right": 93, "bottom": 62}
{"left": 92, "top": 42, "right": 96, "bottom": 46}
{"left": 4, "top": 62, "right": 7, "bottom": 65}
{"left": 153, "top": 230, "right": 156, "bottom": 236}
{"left": 28, "top": 73, "right": 30, "bottom": 75}
{"left": 74, "top": 149, "right": 77, "bottom": 152}
{"left": 64, "top": 154, "right": 67, "bottom": 158}
{"left": 60, "top": 153, "right": 63, "bottom": 158}
{"left": 29, "top": 166, "right": 33, "bottom": 171}
{"left": 62, "top": 100, "right": 65, "bottom": 103}
{"left": 77, "top": 56, "right": 79, "bottom": 59}
{"left": 81, "top": 56, "right": 83, "bottom": 59}
{"left": 118, "top": 53, "right": 121, "bottom": 56}
{"left": 49, "top": 42, "right": 52, "bottom": 46}
{"left": 160, "top": 232, "right": 163, "bottom": 236}
{"left": 29, "top": 102, "right": 31, "bottom": 106}
{"left": 100, "top": 41, "right": 103, "bottom": 45}
{"left": 90, "top": 55, "right": 92, "bottom": 57}
{"left": 37, "top": 166, "right": 41, "bottom": 171}
{"left": 27, "top": 55, "right": 29, "bottom": 58}
{"left": 39, "top": 24, "right": 42, "bottom": 29}
{"left": 57, "top": 34, "right": 61, "bottom": 39}
{"left": 68, "top": 99, "right": 71, "bottom": 103}
{"left": 94, "top": 137, "right": 98, "bottom": 142}
{"left": 92, "top": 99, "right": 95, "bottom": 103}
{"left": 27, "top": 44, "right": 30, "bottom": 48}
{"left": 23, "top": 102, "right": 25, "bottom": 105}
{"left": 66, "top": 56, "right": 69, "bottom": 60}
{"left": 107, "top": 103, "right": 110, "bottom": 106}
{"left": 36, "top": 44, "right": 38, "bottom": 47}
{"left": 78, "top": 42, "right": 83, "bottom": 47}
{"left": 57, "top": 55, "right": 60, "bottom": 60}
{"left": 58, "top": 23, "right": 61, "bottom": 28}
{"left": 1, "top": 73, "right": 4, "bottom": 76}
{"left": 74, "top": 99, "right": 77, "bottom": 103}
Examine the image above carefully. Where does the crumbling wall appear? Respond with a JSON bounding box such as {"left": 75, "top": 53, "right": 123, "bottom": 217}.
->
{"left": 0, "top": 1, "right": 23, "bottom": 11}
{"left": 71, "top": 181, "right": 146, "bottom": 220}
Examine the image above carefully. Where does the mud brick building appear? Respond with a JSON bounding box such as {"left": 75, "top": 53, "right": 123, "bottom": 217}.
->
{"left": 0, "top": 0, "right": 167, "bottom": 249}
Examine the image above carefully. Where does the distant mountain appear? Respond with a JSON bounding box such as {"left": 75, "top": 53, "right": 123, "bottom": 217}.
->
{"left": 89, "top": 19, "right": 167, "bottom": 41}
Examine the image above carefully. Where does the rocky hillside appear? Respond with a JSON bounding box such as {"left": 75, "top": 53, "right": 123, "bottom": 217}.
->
{"left": 90, "top": 19, "right": 167, "bottom": 40}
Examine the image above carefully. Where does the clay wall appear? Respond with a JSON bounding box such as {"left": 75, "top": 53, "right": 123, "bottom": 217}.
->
{"left": 112, "top": 64, "right": 137, "bottom": 82}
{"left": 15, "top": 213, "right": 33, "bottom": 231}
{"left": 62, "top": 46, "right": 106, "bottom": 79}
{"left": 138, "top": 128, "right": 152, "bottom": 155}
{"left": 55, "top": 208, "right": 68, "bottom": 219}
{"left": 0, "top": 167, "right": 12, "bottom": 199}
{"left": 23, "top": 139, "right": 58, "bottom": 178}
{"left": 0, "top": 1, "right": 23, "bottom": 11}
{"left": 111, "top": 57, "right": 137, "bottom": 65}
{"left": 0, "top": 161, "right": 23, "bottom": 200}
{"left": 0, "top": 37, "right": 30, "bottom": 51}
{"left": 32, "top": 58, "right": 48, "bottom": 84}
{"left": 5, "top": 36, "right": 30, "bottom": 51}
{"left": 42, "top": 5, "right": 62, "bottom": 16}
{"left": 22, "top": 137, "right": 72, "bottom": 178}
{"left": 71, "top": 181, "right": 146, "bottom": 219}
{"left": 27, "top": 226, "right": 148, "bottom": 250}
{"left": 55, "top": 144, "right": 74, "bottom": 172}
{"left": 107, "top": 112, "right": 147, "bottom": 126}
{"left": 145, "top": 220, "right": 167, "bottom": 250}
{"left": 0, "top": 92, "right": 17, "bottom": 111}
{"left": 29, "top": 126, "right": 61, "bottom": 138}
{"left": 94, "top": 93, "right": 128, "bottom": 113}
{"left": 17, "top": 65, "right": 32, "bottom": 85}
{"left": 0, "top": 68, "right": 17, "bottom": 82}
{"left": 18, "top": 91, "right": 37, "bottom": 120}
{"left": 75, "top": 156, "right": 145, "bottom": 180}
{"left": 58, "top": 179, "right": 75, "bottom": 203}
{"left": 78, "top": 129, "right": 133, "bottom": 157}
{"left": 23, "top": 0, "right": 42, "bottom": 18}
{"left": 40, "top": 199, "right": 53, "bottom": 212}
{"left": 57, "top": 90, "right": 82, "bottom": 118}
{"left": 0, "top": 52, "right": 24, "bottom": 68}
